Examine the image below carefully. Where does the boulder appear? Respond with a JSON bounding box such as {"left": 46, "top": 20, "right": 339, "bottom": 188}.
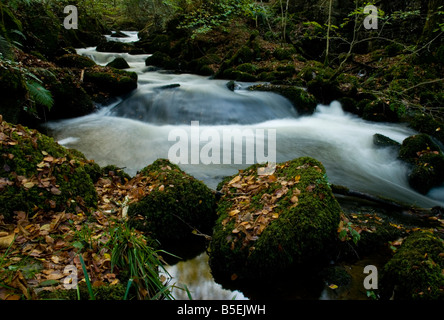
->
{"left": 380, "top": 231, "right": 444, "bottom": 300}
{"left": 249, "top": 84, "right": 317, "bottom": 115}
{"left": 127, "top": 159, "right": 217, "bottom": 243}
{"left": 83, "top": 66, "right": 138, "bottom": 98}
{"left": 209, "top": 157, "right": 341, "bottom": 284}
{"left": 0, "top": 121, "right": 98, "bottom": 222}
{"left": 373, "top": 134, "right": 401, "bottom": 148}
{"left": 106, "top": 57, "right": 130, "bottom": 70}
{"left": 56, "top": 54, "right": 96, "bottom": 69}
{"left": 0, "top": 66, "right": 28, "bottom": 124}
{"left": 399, "top": 134, "right": 444, "bottom": 194}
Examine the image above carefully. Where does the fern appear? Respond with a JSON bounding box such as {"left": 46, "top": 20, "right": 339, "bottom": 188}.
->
{"left": 0, "top": 35, "right": 13, "bottom": 59}
{"left": 26, "top": 80, "right": 54, "bottom": 109}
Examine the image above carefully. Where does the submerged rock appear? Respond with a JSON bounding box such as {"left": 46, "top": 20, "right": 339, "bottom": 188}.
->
{"left": 127, "top": 159, "right": 217, "bottom": 243}
{"left": 209, "top": 157, "right": 341, "bottom": 284}
{"left": 380, "top": 231, "right": 444, "bottom": 300}
{"left": 0, "top": 121, "right": 98, "bottom": 222}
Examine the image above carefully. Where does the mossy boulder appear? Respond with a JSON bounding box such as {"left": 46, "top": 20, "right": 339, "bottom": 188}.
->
{"left": 32, "top": 67, "right": 95, "bottom": 120}
{"left": 408, "top": 153, "right": 444, "bottom": 194}
{"left": 127, "top": 159, "right": 217, "bottom": 243}
{"left": 0, "top": 121, "right": 98, "bottom": 222}
{"left": 106, "top": 57, "right": 130, "bottom": 70}
{"left": 362, "top": 99, "right": 399, "bottom": 123}
{"left": 83, "top": 66, "right": 138, "bottom": 98}
{"left": 399, "top": 134, "right": 440, "bottom": 163}
{"left": 409, "top": 114, "right": 444, "bottom": 145}
{"left": 249, "top": 84, "right": 317, "bottom": 115}
{"left": 380, "top": 231, "right": 444, "bottom": 300}
{"left": 399, "top": 134, "right": 444, "bottom": 194}
{"left": 145, "top": 51, "right": 175, "bottom": 69}
{"left": 55, "top": 54, "right": 96, "bottom": 69}
{"left": 209, "top": 157, "right": 341, "bottom": 284}
{"left": 373, "top": 134, "right": 401, "bottom": 148}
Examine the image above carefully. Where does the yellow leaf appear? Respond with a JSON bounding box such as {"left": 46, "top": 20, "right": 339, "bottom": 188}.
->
{"left": 229, "top": 176, "right": 241, "bottom": 185}
{"left": 329, "top": 284, "right": 338, "bottom": 290}
{"left": 23, "top": 182, "right": 35, "bottom": 189}
{"left": 294, "top": 175, "right": 301, "bottom": 183}
{"left": 229, "top": 209, "right": 240, "bottom": 216}
{"left": 0, "top": 233, "right": 15, "bottom": 249}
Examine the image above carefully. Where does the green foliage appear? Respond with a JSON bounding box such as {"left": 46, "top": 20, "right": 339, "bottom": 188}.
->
{"left": 25, "top": 80, "right": 53, "bottom": 109}
{"left": 105, "top": 223, "right": 175, "bottom": 300}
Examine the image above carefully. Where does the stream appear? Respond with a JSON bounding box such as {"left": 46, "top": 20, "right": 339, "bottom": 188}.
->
{"left": 46, "top": 31, "right": 444, "bottom": 300}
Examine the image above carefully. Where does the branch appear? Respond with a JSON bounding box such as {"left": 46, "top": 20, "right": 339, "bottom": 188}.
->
{"left": 401, "top": 78, "right": 444, "bottom": 93}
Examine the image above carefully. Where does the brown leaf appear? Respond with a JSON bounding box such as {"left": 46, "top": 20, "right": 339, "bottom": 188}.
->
{"left": 0, "top": 233, "right": 15, "bottom": 249}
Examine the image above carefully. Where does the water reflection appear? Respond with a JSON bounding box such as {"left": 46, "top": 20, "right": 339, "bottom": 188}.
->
{"left": 166, "top": 252, "right": 248, "bottom": 300}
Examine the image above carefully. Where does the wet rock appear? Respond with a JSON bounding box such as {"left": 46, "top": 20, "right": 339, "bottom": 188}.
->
{"left": 83, "top": 66, "right": 138, "bottom": 99}
{"left": 56, "top": 54, "right": 96, "bottom": 69}
{"left": 249, "top": 84, "right": 317, "bottom": 115}
{"left": 380, "top": 231, "right": 444, "bottom": 300}
{"left": 209, "top": 157, "right": 341, "bottom": 284}
{"left": 373, "top": 134, "right": 401, "bottom": 148}
{"left": 127, "top": 159, "right": 217, "bottom": 243}
{"left": 0, "top": 121, "right": 98, "bottom": 222}
{"left": 362, "top": 99, "right": 399, "bottom": 123}
{"left": 398, "top": 134, "right": 444, "bottom": 194}
{"left": 106, "top": 57, "right": 130, "bottom": 70}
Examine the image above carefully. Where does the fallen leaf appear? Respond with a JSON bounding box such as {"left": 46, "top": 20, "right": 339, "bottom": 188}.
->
{"left": 0, "top": 233, "right": 15, "bottom": 249}
{"left": 23, "top": 182, "right": 35, "bottom": 189}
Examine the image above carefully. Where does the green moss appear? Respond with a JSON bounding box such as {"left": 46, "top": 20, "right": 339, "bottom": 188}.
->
{"left": 409, "top": 114, "right": 444, "bottom": 145}
{"left": 399, "top": 134, "right": 440, "bottom": 163}
{"left": 84, "top": 66, "right": 138, "bottom": 96}
{"left": 373, "top": 134, "right": 401, "bottom": 148}
{"left": 362, "top": 99, "right": 399, "bottom": 123}
{"left": 38, "top": 282, "right": 127, "bottom": 300}
{"left": 408, "top": 153, "right": 444, "bottom": 194}
{"left": 107, "top": 57, "right": 130, "bottom": 70}
{"left": 381, "top": 231, "right": 444, "bottom": 300}
{"left": 0, "top": 122, "right": 98, "bottom": 221}
{"left": 249, "top": 84, "right": 317, "bottom": 115}
{"left": 209, "top": 157, "right": 341, "bottom": 283}
{"left": 33, "top": 67, "right": 95, "bottom": 120}
{"left": 273, "top": 45, "right": 297, "bottom": 61}
{"left": 128, "top": 159, "right": 216, "bottom": 243}
{"left": 56, "top": 54, "right": 96, "bottom": 69}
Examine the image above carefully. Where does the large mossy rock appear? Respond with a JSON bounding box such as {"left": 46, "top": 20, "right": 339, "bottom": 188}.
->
{"left": 398, "top": 134, "right": 444, "bottom": 194}
{"left": 380, "top": 231, "right": 444, "bottom": 300}
{"left": 248, "top": 84, "right": 317, "bottom": 115}
{"left": 209, "top": 157, "right": 341, "bottom": 284}
{"left": 0, "top": 120, "right": 99, "bottom": 222}
{"left": 83, "top": 66, "right": 138, "bottom": 98}
{"left": 127, "top": 159, "right": 217, "bottom": 243}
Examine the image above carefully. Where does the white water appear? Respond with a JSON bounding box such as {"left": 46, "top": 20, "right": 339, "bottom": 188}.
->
{"left": 46, "top": 44, "right": 444, "bottom": 207}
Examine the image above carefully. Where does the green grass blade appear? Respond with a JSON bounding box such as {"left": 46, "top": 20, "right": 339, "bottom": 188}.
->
{"left": 78, "top": 254, "right": 95, "bottom": 300}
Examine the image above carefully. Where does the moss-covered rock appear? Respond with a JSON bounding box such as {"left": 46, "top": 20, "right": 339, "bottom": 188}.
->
{"left": 362, "top": 99, "right": 400, "bottom": 123}
{"left": 408, "top": 153, "right": 444, "bottom": 194}
{"left": 399, "top": 134, "right": 440, "bottom": 163}
{"left": 380, "top": 231, "right": 444, "bottom": 300}
{"left": 373, "top": 134, "right": 401, "bottom": 148}
{"left": 0, "top": 121, "right": 98, "bottom": 222}
{"left": 38, "top": 282, "right": 127, "bottom": 300}
{"left": 83, "top": 66, "right": 138, "bottom": 98}
{"left": 56, "top": 54, "right": 96, "bottom": 69}
{"left": 398, "top": 134, "right": 444, "bottom": 194}
{"left": 127, "top": 159, "right": 217, "bottom": 243}
{"left": 209, "top": 157, "right": 341, "bottom": 284}
{"left": 249, "top": 84, "right": 317, "bottom": 115}
{"left": 32, "top": 67, "right": 95, "bottom": 120}
{"left": 409, "top": 114, "right": 444, "bottom": 145}
{"left": 96, "top": 40, "right": 143, "bottom": 54}
{"left": 145, "top": 51, "right": 174, "bottom": 69}
{"left": 106, "top": 57, "right": 130, "bottom": 70}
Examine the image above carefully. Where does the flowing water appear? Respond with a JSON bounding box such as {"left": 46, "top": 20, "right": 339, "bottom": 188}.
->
{"left": 46, "top": 31, "right": 444, "bottom": 300}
